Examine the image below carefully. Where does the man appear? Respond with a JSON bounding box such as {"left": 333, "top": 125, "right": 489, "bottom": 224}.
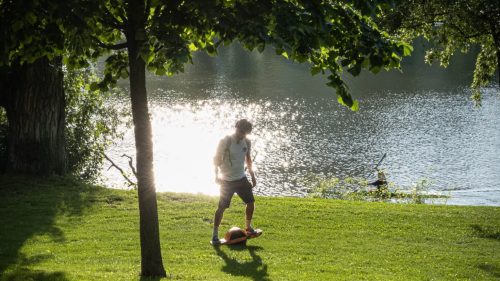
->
{"left": 211, "top": 119, "right": 257, "bottom": 245}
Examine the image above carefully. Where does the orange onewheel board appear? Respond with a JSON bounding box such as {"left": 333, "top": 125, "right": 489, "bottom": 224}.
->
{"left": 210, "top": 227, "right": 263, "bottom": 245}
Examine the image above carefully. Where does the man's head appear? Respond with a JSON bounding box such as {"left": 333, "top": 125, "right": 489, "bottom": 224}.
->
{"left": 234, "top": 119, "right": 252, "bottom": 140}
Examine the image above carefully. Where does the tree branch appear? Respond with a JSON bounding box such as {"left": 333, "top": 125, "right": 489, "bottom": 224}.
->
{"left": 444, "top": 21, "right": 488, "bottom": 39}
{"left": 101, "top": 18, "right": 125, "bottom": 30}
{"left": 104, "top": 153, "right": 137, "bottom": 186}
{"left": 121, "top": 154, "right": 137, "bottom": 176}
{"left": 91, "top": 37, "right": 128, "bottom": 50}
{"left": 153, "top": 45, "right": 164, "bottom": 53}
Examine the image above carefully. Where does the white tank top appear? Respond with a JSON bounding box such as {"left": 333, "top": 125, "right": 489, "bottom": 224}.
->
{"left": 216, "top": 136, "right": 248, "bottom": 181}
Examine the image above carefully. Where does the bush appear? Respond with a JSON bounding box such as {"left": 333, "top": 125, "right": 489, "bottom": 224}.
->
{"left": 64, "top": 64, "right": 131, "bottom": 182}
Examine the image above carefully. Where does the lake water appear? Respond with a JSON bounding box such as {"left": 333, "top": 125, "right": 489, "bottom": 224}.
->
{"left": 103, "top": 38, "right": 500, "bottom": 206}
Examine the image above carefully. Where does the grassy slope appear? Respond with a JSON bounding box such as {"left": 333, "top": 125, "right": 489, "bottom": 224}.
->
{"left": 0, "top": 175, "right": 499, "bottom": 281}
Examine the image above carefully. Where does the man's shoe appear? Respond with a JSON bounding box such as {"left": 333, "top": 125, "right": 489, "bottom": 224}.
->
{"left": 211, "top": 236, "right": 221, "bottom": 245}
{"left": 246, "top": 227, "right": 257, "bottom": 235}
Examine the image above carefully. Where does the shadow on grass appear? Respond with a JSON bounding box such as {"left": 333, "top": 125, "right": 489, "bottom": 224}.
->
{"left": 471, "top": 224, "right": 500, "bottom": 241}
{"left": 139, "top": 277, "right": 163, "bottom": 281}
{"left": 214, "top": 245, "right": 270, "bottom": 281}
{"left": 0, "top": 174, "right": 98, "bottom": 280}
{"left": 1, "top": 253, "right": 67, "bottom": 281}
{"left": 477, "top": 263, "right": 500, "bottom": 279}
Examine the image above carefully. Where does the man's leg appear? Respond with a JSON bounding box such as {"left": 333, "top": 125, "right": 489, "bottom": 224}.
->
{"left": 213, "top": 207, "right": 226, "bottom": 241}
{"left": 214, "top": 207, "right": 226, "bottom": 227}
{"left": 213, "top": 179, "right": 234, "bottom": 242}
{"left": 245, "top": 202, "right": 255, "bottom": 232}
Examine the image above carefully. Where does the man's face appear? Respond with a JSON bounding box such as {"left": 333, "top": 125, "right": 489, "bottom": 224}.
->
{"left": 235, "top": 129, "right": 251, "bottom": 140}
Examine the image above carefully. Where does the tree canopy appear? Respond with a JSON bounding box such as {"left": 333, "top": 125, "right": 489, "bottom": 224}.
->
{"left": 60, "top": 0, "right": 411, "bottom": 109}
{"left": 379, "top": 0, "right": 500, "bottom": 105}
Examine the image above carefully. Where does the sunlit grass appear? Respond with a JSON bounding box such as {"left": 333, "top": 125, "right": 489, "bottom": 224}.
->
{"left": 1, "top": 175, "right": 499, "bottom": 280}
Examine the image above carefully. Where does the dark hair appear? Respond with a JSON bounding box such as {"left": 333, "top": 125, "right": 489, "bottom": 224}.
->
{"left": 235, "top": 119, "right": 252, "bottom": 133}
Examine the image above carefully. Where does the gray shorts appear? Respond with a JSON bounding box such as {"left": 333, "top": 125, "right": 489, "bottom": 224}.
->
{"left": 218, "top": 177, "right": 255, "bottom": 209}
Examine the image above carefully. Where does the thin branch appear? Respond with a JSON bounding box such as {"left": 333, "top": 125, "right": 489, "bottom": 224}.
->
{"left": 445, "top": 21, "right": 489, "bottom": 39}
{"left": 121, "top": 154, "right": 137, "bottom": 176}
{"left": 91, "top": 36, "right": 128, "bottom": 50}
{"left": 104, "top": 153, "right": 137, "bottom": 186}
{"left": 101, "top": 18, "right": 125, "bottom": 30}
{"left": 154, "top": 45, "right": 164, "bottom": 53}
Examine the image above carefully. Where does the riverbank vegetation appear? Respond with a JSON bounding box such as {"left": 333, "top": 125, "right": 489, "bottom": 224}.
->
{"left": 1, "top": 175, "right": 498, "bottom": 280}
{"left": 302, "top": 170, "right": 452, "bottom": 204}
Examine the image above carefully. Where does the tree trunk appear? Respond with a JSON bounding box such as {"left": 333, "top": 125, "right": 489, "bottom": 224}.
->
{"left": 126, "top": 27, "right": 167, "bottom": 277}
{"left": 2, "top": 57, "right": 66, "bottom": 175}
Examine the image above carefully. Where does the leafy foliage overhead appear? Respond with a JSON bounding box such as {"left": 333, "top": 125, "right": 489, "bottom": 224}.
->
{"left": 379, "top": 0, "right": 500, "bottom": 105}
{"left": 1, "top": 0, "right": 410, "bottom": 110}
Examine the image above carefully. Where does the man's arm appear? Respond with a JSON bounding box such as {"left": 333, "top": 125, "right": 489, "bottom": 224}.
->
{"left": 245, "top": 154, "right": 256, "bottom": 187}
{"left": 213, "top": 138, "right": 226, "bottom": 184}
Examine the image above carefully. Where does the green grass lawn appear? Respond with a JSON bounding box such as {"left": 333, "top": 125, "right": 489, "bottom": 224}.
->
{"left": 0, "top": 175, "right": 499, "bottom": 280}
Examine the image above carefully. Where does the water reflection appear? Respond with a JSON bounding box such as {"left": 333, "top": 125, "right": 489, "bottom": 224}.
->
{"left": 103, "top": 38, "right": 500, "bottom": 206}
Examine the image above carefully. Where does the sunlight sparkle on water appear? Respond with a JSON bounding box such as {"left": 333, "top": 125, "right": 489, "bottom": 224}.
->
{"left": 104, "top": 99, "right": 287, "bottom": 196}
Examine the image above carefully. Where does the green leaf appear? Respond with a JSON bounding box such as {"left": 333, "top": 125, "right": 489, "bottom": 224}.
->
{"left": 223, "top": 0, "right": 235, "bottom": 8}
{"left": 140, "top": 52, "right": 154, "bottom": 63}
{"left": 369, "top": 65, "right": 381, "bottom": 75}
{"left": 25, "top": 13, "right": 37, "bottom": 24}
{"left": 167, "top": 63, "right": 177, "bottom": 74}
{"left": 99, "top": 84, "right": 109, "bottom": 92}
{"left": 155, "top": 67, "right": 166, "bottom": 75}
{"left": 120, "top": 68, "right": 129, "bottom": 79}
{"left": 189, "top": 43, "right": 198, "bottom": 51}
{"left": 283, "top": 42, "right": 293, "bottom": 56}
{"left": 12, "top": 20, "right": 24, "bottom": 31}
{"left": 206, "top": 45, "right": 217, "bottom": 56}
{"left": 296, "top": 55, "right": 308, "bottom": 64}
{"left": 26, "top": 55, "right": 36, "bottom": 64}
{"left": 90, "top": 82, "right": 99, "bottom": 91}
{"left": 310, "top": 67, "right": 321, "bottom": 76}
{"left": 369, "top": 55, "right": 383, "bottom": 68}
{"left": 257, "top": 44, "right": 265, "bottom": 53}
{"left": 337, "top": 95, "right": 346, "bottom": 106}
{"left": 350, "top": 100, "right": 359, "bottom": 112}
{"left": 361, "top": 58, "right": 370, "bottom": 69}
{"left": 347, "top": 64, "right": 362, "bottom": 77}
{"left": 246, "top": 42, "right": 254, "bottom": 52}
{"left": 341, "top": 59, "right": 351, "bottom": 67}
{"left": 403, "top": 45, "right": 413, "bottom": 56}
{"left": 24, "top": 36, "right": 33, "bottom": 44}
